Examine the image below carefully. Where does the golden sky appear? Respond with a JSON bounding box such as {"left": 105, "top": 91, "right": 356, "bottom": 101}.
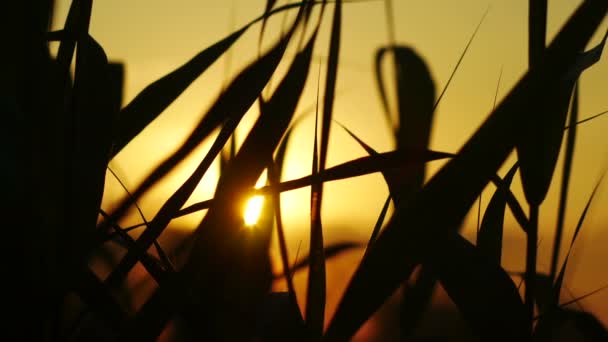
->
{"left": 53, "top": 0, "right": 608, "bottom": 330}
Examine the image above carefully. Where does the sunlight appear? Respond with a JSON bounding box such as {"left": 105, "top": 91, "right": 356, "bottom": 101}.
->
{"left": 243, "top": 171, "right": 268, "bottom": 226}
{"left": 244, "top": 195, "right": 265, "bottom": 226}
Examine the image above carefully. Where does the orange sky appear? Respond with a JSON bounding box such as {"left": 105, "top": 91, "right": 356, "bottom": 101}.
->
{"left": 53, "top": 0, "right": 608, "bottom": 330}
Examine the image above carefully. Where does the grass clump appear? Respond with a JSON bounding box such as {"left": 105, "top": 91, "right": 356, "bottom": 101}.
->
{"left": 10, "top": 0, "right": 608, "bottom": 341}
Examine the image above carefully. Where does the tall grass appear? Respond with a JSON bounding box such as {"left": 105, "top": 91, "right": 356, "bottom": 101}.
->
{"left": 11, "top": 0, "right": 608, "bottom": 341}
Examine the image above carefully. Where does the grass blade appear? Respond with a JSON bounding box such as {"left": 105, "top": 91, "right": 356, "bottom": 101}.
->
{"left": 319, "top": 0, "right": 341, "bottom": 171}
{"left": 564, "top": 28, "right": 608, "bottom": 80}
{"left": 324, "top": 2, "right": 607, "bottom": 339}
{"left": 549, "top": 85, "right": 579, "bottom": 281}
{"left": 565, "top": 109, "right": 608, "bottom": 128}
{"left": 307, "top": 61, "right": 325, "bottom": 340}
{"left": 432, "top": 9, "right": 487, "bottom": 114}
{"left": 336, "top": 123, "right": 399, "bottom": 199}
{"left": 391, "top": 46, "right": 435, "bottom": 203}
{"left": 364, "top": 195, "right": 391, "bottom": 252}
{"left": 553, "top": 165, "right": 607, "bottom": 306}
{"left": 550, "top": 37, "right": 607, "bottom": 282}
{"left": 69, "top": 35, "right": 114, "bottom": 259}
{"left": 259, "top": 0, "right": 278, "bottom": 49}
{"left": 307, "top": 2, "right": 342, "bottom": 335}
{"left": 112, "top": 27, "right": 247, "bottom": 157}
{"left": 374, "top": 47, "right": 394, "bottom": 130}
{"left": 269, "top": 160, "right": 298, "bottom": 304}
{"left": 107, "top": 62, "right": 124, "bottom": 118}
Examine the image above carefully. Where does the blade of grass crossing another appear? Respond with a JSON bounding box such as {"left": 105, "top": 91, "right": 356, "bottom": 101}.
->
{"left": 307, "top": 2, "right": 341, "bottom": 336}
{"left": 477, "top": 163, "right": 518, "bottom": 265}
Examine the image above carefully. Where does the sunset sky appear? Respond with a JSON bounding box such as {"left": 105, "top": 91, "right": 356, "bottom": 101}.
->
{"left": 53, "top": 0, "right": 608, "bottom": 330}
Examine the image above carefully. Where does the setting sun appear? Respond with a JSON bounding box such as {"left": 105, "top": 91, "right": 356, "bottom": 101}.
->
{"left": 244, "top": 195, "right": 265, "bottom": 226}
{"left": 243, "top": 171, "right": 268, "bottom": 226}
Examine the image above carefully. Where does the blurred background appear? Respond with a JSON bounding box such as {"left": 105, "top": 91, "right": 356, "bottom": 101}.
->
{"left": 52, "top": 0, "right": 608, "bottom": 338}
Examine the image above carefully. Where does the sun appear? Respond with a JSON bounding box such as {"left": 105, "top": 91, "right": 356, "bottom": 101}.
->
{"left": 244, "top": 195, "right": 265, "bottom": 226}
{"left": 243, "top": 171, "right": 268, "bottom": 227}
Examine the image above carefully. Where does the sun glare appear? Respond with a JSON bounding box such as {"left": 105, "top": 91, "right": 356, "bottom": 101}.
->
{"left": 244, "top": 195, "right": 265, "bottom": 226}
{"left": 243, "top": 171, "right": 268, "bottom": 226}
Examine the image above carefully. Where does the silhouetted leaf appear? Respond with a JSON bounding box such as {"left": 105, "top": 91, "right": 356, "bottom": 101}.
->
{"left": 69, "top": 35, "right": 114, "bottom": 259}
{"left": 259, "top": 0, "right": 278, "bottom": 48}
{"left": 564, "top": 29, "right": 608, "bottom": 80}
{"left": 549, "top": 85, "right": 579, "bottom": 281}
{"left": 365, "top": 195, "right": 391, "bottom": 251}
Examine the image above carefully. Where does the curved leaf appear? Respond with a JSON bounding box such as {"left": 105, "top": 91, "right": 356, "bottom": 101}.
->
{"left": 477, "top": 162, "right": 518, "bottom": 265}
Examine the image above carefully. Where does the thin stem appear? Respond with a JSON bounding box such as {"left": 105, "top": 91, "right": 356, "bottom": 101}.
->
{"left": 525, "top": 204, "right": 539, "bottom": 328}
{"left": 550, "top": 84, "right": 579, "bottom": 281}
{"left": 384, "top": 0, "right": 396, "bottom": 46}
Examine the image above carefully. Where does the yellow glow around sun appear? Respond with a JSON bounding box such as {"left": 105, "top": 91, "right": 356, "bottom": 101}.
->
{"left": 244, "top": 195, "right": 265, "bottom": 226}
{"left": 243, "top": 171, "right": 268, "bottom": 226}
